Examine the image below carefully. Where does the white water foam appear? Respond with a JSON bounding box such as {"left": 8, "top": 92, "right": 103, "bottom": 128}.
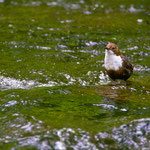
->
{"left": 0, "top": 75, "right": 57, "bottom": 90}
{"left": 0, "top": 71, "right": 110, "bottom": 90}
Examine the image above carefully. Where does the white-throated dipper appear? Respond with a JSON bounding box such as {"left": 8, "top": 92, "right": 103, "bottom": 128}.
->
{"left": 104, "top": 43, "right": 133, "bottom": 81}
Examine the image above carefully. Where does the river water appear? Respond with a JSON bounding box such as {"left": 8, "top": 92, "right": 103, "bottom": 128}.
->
{"left": 0, "top": 0, "right": 150, "bottom": 149}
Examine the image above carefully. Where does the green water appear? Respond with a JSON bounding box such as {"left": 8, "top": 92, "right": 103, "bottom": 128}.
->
{"left": 0, "top": 0, "right": 150, "bottom": 149}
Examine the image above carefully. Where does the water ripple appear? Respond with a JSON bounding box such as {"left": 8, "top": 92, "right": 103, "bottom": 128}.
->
{"left": 134, "top": 65, "right": 150, "bottom": 72}
{"left": 13, "top": 120, "right": 150, "bottom": 149}
{"left": 0, "top": 71, "right": 109, "bottom": 90}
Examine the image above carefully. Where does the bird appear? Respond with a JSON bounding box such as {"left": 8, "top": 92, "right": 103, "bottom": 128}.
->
{"left": 104, "top": 43, "right": 133, "bottom": 81}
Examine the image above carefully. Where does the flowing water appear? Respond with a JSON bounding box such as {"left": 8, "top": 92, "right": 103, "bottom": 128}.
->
{"left": 0, "top": 0, "right": 150, "bottom": 149}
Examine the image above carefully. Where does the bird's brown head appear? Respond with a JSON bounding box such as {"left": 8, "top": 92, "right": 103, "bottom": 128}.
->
{"left": 105, "top": 43, "right": 120, "bottom": 55}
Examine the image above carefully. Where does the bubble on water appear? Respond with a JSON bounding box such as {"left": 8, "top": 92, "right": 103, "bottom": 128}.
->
{"left": 128, "top": 5, "right": 137, "bottom": 12}
{"left": 146, "top": 91, "right": 150, "bottom": 94}
{"left": 93, "top": 103, "right": 118, "bottom": 110}
{"left": 70, "top": 4, "right": 80, "bottom": 9}
{"left": 49, "top": 28, "right": 55, "bottom": 31}
{"left": 10, "top": 31, "right": 14, "bottom": 34}
{"left": 60, "top": 20, "right": 73, "bottom": 23}
{"left": 80, "top": 50, "right": 101, "bottom": 55}
{"left": 111, "top": 86, "right": 119, "bottom": 90}
{"left": 137, "top": 19, "right": 143, "bottom": 23}
{"left": 54, "top": 141, "right": 66, "bottom": 150}
{"left": 120, "top": 108, "right": 127, "bottom": 112}
{"left": 9, "top": 24, "right": 13, "bottom": 27}
{"left": 36, "top": 46, "right": 51, "bottom": 50}
{"left": 134, "top": 65, "right": 150, "bottom": 72}
{"left": 95, "top": 4, "right": 99, "bottom": 7}
{"left": 128, "top": 5, "right": 143, "bottom": 12}
{"left": 101, "top": 5, "right": 104, "bottom": 8}
{"left": 85, "top": 41, "right": 98, "bottom": 46}
{"left": 130, "top": 87, "right": 137, "bottom": 92}
{"left": 84, "top": 11, "right": 92, "bottom": 15}
{"left": 12, "top": 113, "right": 20, "bottom": 116}
{"left": 6, "top": 41, "right": 52, "bottom": 51}
{"left": 29, "top": 45, "right": 51, "bottom": 50}
{"left": 120, "top": 5, "right": 125, "bottom": 8}
{"left": 58, "top": 44, "right": 68, "bottom": 49}
{"left": 127, "top": 46, "right": 138, "bottom": 50}
{"left": 21, "top": 122, "right": 34, "bottom": 132}
{"left": 98, "top": 71, "right": 110, "bottom": 85}
{"left": 4, "top": 100, "right": 17, "bottom": 107}
{"left": 79, "top": 0, "right": 84, "bottom": 4}
{"left": 37, "top": 27, "right": 44, "bottom": 30}
{"left": 61, "top": 50, "right": 75, "bottom": 53}
{"left": 47, "top": 2, "right": 58, "bottom": 6}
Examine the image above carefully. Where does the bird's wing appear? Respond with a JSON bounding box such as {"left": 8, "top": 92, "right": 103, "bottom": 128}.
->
{"left": 120, "top": 54, "right": 133, "bottom": 72}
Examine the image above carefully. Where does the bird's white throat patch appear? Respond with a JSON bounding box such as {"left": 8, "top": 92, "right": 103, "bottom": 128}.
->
{"left": 104, "top": 49, "right": 123, "bottom": 70}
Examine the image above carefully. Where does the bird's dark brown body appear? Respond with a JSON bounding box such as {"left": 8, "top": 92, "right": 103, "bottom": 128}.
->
{"left": 104, "top": 43, "right": 133, "bottom": 81}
